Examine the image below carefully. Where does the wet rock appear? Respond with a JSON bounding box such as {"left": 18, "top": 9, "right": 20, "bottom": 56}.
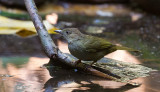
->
{"left": 91, "top": 57, "right": 157, "bottom": 82}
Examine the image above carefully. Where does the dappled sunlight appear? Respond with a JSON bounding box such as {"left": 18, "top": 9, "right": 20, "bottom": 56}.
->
{"left": 56, "top": 82, "right": 81, "bottom": 92}
{"left": 44, "top": 78, "right": 145, "bottom": 92}
{"left": 27, "top": 57, "right": 49, "bottom": 69}
{"left": 0, "top": 57, "right": 51, "bottom": 92}
{"left": 58, "top": 40, "right": 70, "bottom": 53}
{"left": 0, "top": 41, "right": 154, "bottom": 92}
{"left": 106, "top": 50, "right": 140, "bottom": 64}
{"left": 126, "top": 78, "right": 145, "bottom": 92}
{"left": 0, "top": 53, "right": 158, "bottom": 92}
{"left": 91, "top": 80, "right": 126, "bottom": 89}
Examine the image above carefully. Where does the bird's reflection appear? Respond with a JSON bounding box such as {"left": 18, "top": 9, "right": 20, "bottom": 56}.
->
{"left": 44, "top": 63, "right": 138, "bottom": 92}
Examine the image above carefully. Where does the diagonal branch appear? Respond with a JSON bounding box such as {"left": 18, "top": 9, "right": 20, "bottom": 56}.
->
{"left": 24, "top": 0, "right": 57, "bottom": 57}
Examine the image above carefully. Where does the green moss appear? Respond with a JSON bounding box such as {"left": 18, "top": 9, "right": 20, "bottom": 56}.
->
{"left": 120, "top": 33, "right": 160, "bottom": 59}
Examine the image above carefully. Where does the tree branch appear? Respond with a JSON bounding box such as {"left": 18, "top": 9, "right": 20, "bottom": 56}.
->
{"left": 24, "top": 0, "right": 57, "bottom": 57}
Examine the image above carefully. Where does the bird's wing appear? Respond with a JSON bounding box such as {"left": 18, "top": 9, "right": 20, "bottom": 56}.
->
{"left": 83, "top": 35, "right": 113, "bottom": 53}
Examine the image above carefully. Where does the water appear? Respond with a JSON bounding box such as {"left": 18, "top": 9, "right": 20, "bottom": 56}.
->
{"left": 0, "top": 56, "right": 159, "bottom": 92}
{"left": 0, "top": 3, "right": 160, "bottom": 92}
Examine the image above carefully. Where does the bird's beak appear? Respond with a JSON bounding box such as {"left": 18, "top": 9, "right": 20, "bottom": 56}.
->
{"left": 55, "top": 30, "right": 62, "bottom": 34}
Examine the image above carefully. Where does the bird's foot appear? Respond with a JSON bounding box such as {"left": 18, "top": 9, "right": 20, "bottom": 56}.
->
{"left": 90, "top": 61, "right": 97, "bottom": 66}
{"left": 75, "top": 59, "right": 81, "bottom": 65}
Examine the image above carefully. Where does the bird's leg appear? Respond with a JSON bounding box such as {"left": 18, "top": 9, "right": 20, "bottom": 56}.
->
{"left": 90, "top": 61, "right": 97, "bottom": 66}
{"left": 75, "top": 59, "right": 81, "bottom": 65}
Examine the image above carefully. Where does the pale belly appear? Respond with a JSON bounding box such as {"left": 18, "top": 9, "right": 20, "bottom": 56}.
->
{"left": 68, "top": 43, "right": 105, "bottom": 61}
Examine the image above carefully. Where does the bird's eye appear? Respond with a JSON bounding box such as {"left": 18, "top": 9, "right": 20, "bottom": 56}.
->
{"left": 66, "top": 31, "right": 69, "bottom": 34}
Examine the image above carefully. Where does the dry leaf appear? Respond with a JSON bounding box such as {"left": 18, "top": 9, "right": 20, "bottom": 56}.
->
{"left": 0, "top": 16, "right": 58, "bottom": 37}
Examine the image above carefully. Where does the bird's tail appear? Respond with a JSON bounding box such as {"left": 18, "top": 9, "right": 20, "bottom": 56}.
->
{"left": 115, "top": 46, "right": 140, "bottom": 52}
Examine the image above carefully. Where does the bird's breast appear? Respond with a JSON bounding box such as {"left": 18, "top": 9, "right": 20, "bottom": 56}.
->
{"left": 68, "top": 42, "right": 84, "bottom": 59}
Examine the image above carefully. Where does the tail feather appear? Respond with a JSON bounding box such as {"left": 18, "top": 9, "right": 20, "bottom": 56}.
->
{"left": 115, "top": 46, "right": 140, "bottom": 52}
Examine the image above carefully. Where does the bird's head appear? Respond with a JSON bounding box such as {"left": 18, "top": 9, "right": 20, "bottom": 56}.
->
{"left": 55, "top": 28, "right": 83, "bottom": 42}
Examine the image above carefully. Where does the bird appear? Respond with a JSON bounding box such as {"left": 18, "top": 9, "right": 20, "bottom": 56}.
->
{"left": 55, "top": 28, "right": 139, "bottom": 65}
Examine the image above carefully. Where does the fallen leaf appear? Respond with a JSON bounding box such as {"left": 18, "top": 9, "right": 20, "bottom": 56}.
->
{"left": 0, "top": 16, "right": 58, "bottom": 37}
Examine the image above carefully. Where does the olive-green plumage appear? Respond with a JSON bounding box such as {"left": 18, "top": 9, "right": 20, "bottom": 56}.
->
{"left": 55, "top": 28, "right": 139, "bottom": 65}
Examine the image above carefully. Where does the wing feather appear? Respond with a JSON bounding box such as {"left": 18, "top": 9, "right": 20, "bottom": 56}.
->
{"left": 83, "top": 35, "right": 113, "bottom": 53}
